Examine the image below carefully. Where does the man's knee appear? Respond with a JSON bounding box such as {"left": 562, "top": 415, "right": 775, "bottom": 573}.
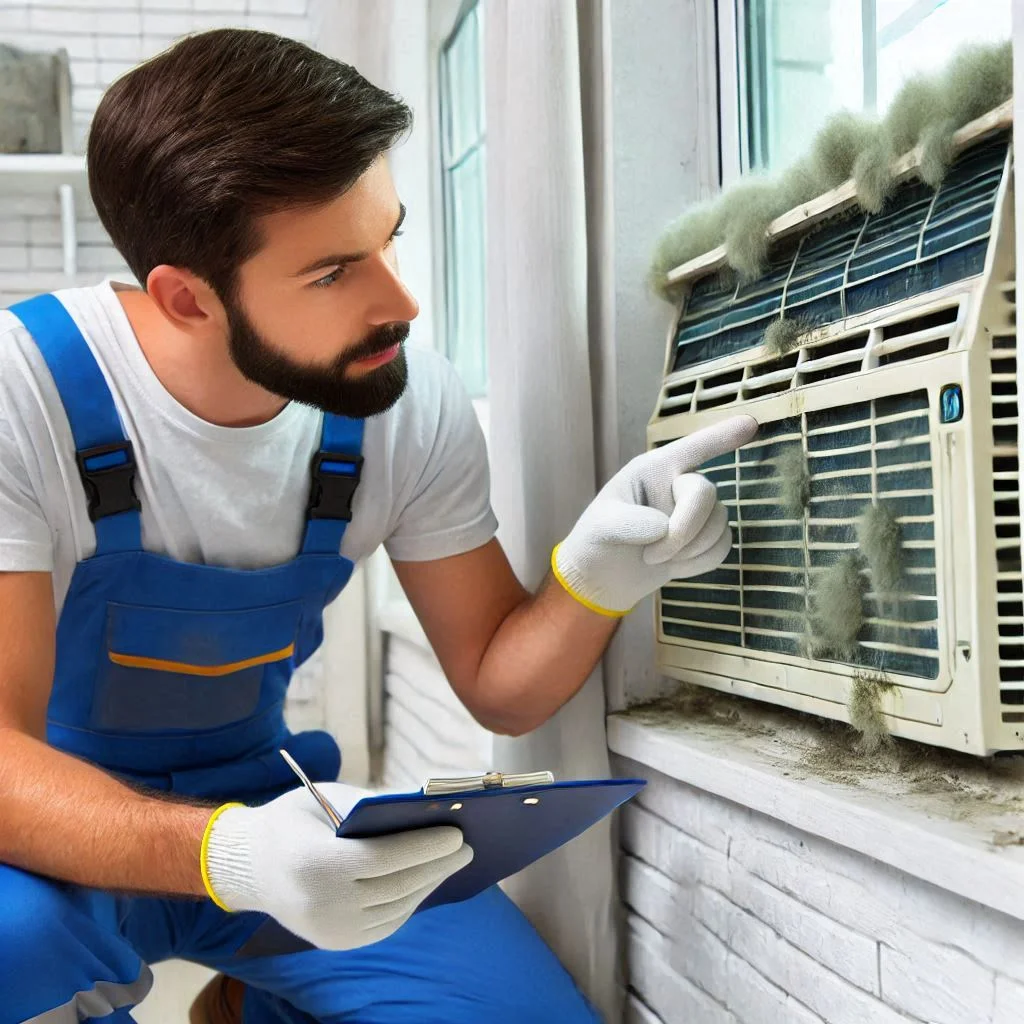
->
{"left": 0, "top": 865, "right": 148, "bottom": 1024}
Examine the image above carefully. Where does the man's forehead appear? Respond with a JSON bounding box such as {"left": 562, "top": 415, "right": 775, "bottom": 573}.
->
{"left": 255, "top": 157, "right": 397, "bottom": 247}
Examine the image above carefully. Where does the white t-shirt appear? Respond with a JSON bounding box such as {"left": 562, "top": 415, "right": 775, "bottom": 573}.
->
{"left": 0, "top": 282, "right": 497, "bottom": 615}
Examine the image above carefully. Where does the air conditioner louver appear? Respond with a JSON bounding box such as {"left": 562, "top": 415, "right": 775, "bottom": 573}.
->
{"left": 661, "top": 390, "right": 940, "bottom": 679}
{"left": 992, "top": 280, "right": 1023, "bottom": 713}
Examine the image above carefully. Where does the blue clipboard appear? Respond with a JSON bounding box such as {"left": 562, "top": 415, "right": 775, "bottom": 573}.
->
{"left": 281, "top": 755, "right": 645, "bottom": 911}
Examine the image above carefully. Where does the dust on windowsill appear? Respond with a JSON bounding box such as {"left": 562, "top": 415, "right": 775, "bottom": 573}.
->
{"left": 621, "top": 683, "right": 1024, "bottom": 842}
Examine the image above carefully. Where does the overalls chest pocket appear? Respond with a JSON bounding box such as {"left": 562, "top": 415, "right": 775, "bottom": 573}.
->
{"left": 92, "top": 600, "right": 303, "bottom": 733}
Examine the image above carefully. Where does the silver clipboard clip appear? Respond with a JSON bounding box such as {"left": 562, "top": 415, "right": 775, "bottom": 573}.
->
{"left": 422, "top": 771, "right": 555, "bottom": 797}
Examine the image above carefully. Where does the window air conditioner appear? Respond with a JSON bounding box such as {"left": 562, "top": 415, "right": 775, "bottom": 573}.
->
{"left": 650, "top": 104, "right": 1020, "bottom": 755}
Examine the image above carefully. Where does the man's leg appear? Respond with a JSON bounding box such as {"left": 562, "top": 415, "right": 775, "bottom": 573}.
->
{"left": 188, "top": 887, "right": 601, "bottom": 1024}
{"left": 0, "top": 864, "right": 152, "bottom": 1024}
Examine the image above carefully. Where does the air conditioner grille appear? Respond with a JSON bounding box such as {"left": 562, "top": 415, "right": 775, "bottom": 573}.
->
{"left": 671, "top": 134, "right": 1009, "bottom": 374}
{"left": 993, "top": 282, "right": 1023, "bottom": 708}
{"left": 657, "top": 306, "right": 958, "bottom": 419}
{"left": 660, "top": 391, "right": 940, "bottom": 679}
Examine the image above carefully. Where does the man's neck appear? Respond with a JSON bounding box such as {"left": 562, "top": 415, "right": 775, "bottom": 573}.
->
{"left": 115, "top": 287, "right": 288, "bottom": 428}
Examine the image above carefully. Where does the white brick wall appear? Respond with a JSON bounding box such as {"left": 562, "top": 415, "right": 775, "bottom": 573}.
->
{"left": 380, "top": 631, "right": 491, "bottom": 789}
{"left": 615, "top": 756, "right": 1024, "bottom": 1024}
{"left": 1, "top": 0, "right": 315, "bottom": 306}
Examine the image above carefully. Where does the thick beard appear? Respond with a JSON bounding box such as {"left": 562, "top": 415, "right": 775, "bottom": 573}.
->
{"left": 224, "top": 299, "right": 410, "bottom": 418}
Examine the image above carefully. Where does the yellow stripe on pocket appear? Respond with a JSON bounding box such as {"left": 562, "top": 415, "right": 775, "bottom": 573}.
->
{"left": 108, "top": 643, "right": 295, "bottom": 677}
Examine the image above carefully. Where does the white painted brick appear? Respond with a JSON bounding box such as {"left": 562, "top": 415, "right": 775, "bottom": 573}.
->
{"left": 624, "top": 994, "right": 661, "bottom": 1024}
{"left": 77, "top": 220, "right": 114, "bottom": 246}
{"left": 725, "top": 860, "right": 880, "bottom": 995}
{"left": 4, "top": 31, "right": 96, "bottom": 60}
{"left": 0, "top": 221, "right": 29, "bottom": 246}
{"left": 192, "top": 0, "right": 247, "bottom": 11}
{"left": 721, "top": 945, "right": 825, "bottom": 1024}
{"left": 99, "top": 60, "right": 137, "bottom": 86}
{"left": 72, "top": 87, "right": 106, "bottom": 114}
{"left": 730, "top": 829, "right": 1024, "bottom": 986}
{"left": 28, "top": 219, "right": 62, "bottom": 246}
{"left": 141, "top": 34, "right": 180, "bottom": 58}
{"left": 665, "top": 915, "right": 824, "bottom": 1024}
{"left": 242, "top": 12, "right": 309, "bottom": 39}
{"left": 629, "top": 916, "right": 737, "bottom": 1024}
{"left": 994, "top": 975, "right": 1024, "bottom": 1024}
{"left": 69, "top": 59, "right": 100, "bottom": 89}
{"left": 0, "top": 247, "right": 30, "bottom": 271}
{"left": 141, "top": 10, "right": 193, "bottom": 36}
{"left": 95, "top": 10, "right": 143, "bottom": 35}
{"left": 635, "top": 766, "right": 740, "bottom": 854}
{"left": 0, "top": 197, "right": 59, "bottom": 217}
{"left": 95, "top": 35, "right": 143, "bottom": 61}
{"left": 880, "top": 943, "right": 995, "bottom": 1024}
{"left": 77, "top": 246, "right": 127, "bottom": 272}
{"left": 43, "top": 0, "right": 137, "bottom": 8}
{"left": 29, "top": 6, "right": 78, "bottom": 33}
{"left": 621, "top": 803, "right": 730, "bottom": 894}
{"left": 144, "top": 0, "right": 191, "bottom": 9}
{"left": 622, "top": 856, "right": 685, "bottom": 936}
{"left": 0, "top": 7, "right": 30, "bottom": 31}
{"left": 29, "top": 246, "right": 64, "bottom": 271}
{"left": 248, "top": 0, "right": 307, "bottom": 14}
{"left": 695, "top": 887, "right": 908, "bottom": 1024}
{"left": 189, "top": 13, "right": 243, "bottom": 32}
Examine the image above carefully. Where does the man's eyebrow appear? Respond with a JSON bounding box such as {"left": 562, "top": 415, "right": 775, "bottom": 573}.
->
{"left": 293, "top": 203, "right": 407, "bottom": 277}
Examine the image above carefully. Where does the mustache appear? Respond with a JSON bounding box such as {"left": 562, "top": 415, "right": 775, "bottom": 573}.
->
{"left": 341, "top": 322, "right": 411, "bottom": 366}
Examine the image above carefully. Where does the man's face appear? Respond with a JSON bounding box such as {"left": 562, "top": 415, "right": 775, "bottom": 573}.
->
{"left": 228, "top": 157, "right": 419, "bottom": 418}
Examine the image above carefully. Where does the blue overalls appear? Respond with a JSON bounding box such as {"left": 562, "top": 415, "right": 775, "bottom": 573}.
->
{"left": 0, "top": 295, "right": 599, "bottom": 1023}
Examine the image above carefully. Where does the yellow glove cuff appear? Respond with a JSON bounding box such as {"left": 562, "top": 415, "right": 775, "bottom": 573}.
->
{"left": 201, "top": 802, "right": 246, "bottom": 912}
{"left": 550, "top": 544, "right": 630, "bottom": 619}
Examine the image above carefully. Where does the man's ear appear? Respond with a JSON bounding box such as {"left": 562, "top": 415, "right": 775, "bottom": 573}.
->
{"left": 146, "top": 265, "right": 226, "bottom": 334}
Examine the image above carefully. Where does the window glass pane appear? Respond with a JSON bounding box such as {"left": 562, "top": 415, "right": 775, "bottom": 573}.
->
{"left": 442, "top": 5, "right": 482, "bottom": 163}
{"left": 746, "top": 0, "right": 1011, "bottom": 172}
{"left": 441, "top": 2, "right": 487, "bottom": 398}
{"left": 446, "top": 146, "right": 487, "bottom": 397}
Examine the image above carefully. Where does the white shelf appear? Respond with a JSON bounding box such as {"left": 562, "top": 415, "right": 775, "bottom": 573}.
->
{"left": 0, "top": 153, "right": 88, "bottom": 195}
{"left": 0, "top": 154, "right": 89, "bottom": 278}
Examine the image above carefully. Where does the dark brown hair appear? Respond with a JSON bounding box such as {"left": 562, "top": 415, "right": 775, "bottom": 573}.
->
{"left": 88, "top": 29, "right": 412, "bottom": 295}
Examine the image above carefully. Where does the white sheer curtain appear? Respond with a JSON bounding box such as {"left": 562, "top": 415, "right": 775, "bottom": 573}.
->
{"left": 484, "top": 3, "right": 619, "bottom": 1020}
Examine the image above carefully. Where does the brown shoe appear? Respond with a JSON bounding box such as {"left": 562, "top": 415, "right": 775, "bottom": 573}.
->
{"left": 189, "top": 973, "right": 246, "bottom": 1024}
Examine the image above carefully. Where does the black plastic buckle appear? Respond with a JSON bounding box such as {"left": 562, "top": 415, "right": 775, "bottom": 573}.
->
{"left": 75, "top": 441, "right": 141, "bottom": 522}
{"left": 308, "top": 452, "right": 364, "bottom": 521}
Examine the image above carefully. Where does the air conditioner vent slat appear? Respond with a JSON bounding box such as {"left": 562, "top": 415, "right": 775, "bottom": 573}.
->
{"left": 660, "top": 390, "right": 939, "bottom": 680}
{"left": 989, "top": 288, "right": 1023, "bottom": 704}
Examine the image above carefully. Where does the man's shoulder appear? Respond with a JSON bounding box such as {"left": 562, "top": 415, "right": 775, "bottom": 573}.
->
{"left": 388, "top": 345, "right": 468, "bottom": 427}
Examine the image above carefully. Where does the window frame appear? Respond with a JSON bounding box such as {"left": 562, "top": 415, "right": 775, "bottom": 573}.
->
{"left": 437, "top": 0, "right": 488, "bottom": 400}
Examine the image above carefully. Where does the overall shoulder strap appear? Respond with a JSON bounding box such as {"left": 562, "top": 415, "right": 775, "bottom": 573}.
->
{"left": 301, "top": 413, "right": 365, "bottom": 555}
{"left": 9, "top": 294, "right": 142, "bottom": 555}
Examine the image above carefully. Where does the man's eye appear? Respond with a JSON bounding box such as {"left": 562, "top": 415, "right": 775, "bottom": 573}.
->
{"left": 312, "top": 269, "right": 343, "bottom": 289}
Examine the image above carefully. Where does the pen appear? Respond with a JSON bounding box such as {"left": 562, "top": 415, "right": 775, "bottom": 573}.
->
{"left": 279, "top": 749, "right": 345, "bottom": 830}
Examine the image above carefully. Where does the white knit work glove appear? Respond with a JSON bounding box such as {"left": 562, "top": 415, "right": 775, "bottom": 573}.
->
{"left": 553, "top": 416, "right": 758, "bottom": 616}
{"left": 201, "top": 783, "right": 473, "bottom": 950}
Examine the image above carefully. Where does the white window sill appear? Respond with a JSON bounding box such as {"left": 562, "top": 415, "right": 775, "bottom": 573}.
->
{"left": 608, "top": 694, "right": 1024, "bottom": 926}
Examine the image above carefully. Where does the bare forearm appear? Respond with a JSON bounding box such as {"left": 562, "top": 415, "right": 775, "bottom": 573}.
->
{"left": 0, "top": 728, "right": 210, "bottom": 896}
{"left": 473, "top": 574, "right": 618, "bottom": 734}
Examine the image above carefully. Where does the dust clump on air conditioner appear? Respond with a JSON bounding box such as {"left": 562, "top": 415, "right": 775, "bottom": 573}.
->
{"left": 848, "top": 671, "right": 896, "bottom": 754}
{"left": 807, "top": 554, "right": 866, "bottom": 661}
{"left": 777, "top": 445, "right": 811, "bottom": 517}
{"left": 857, "top": 502, "right": 904, "bottom": 595}
{"left": 763, "top": 318, "right": 808, "bottom": 359}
